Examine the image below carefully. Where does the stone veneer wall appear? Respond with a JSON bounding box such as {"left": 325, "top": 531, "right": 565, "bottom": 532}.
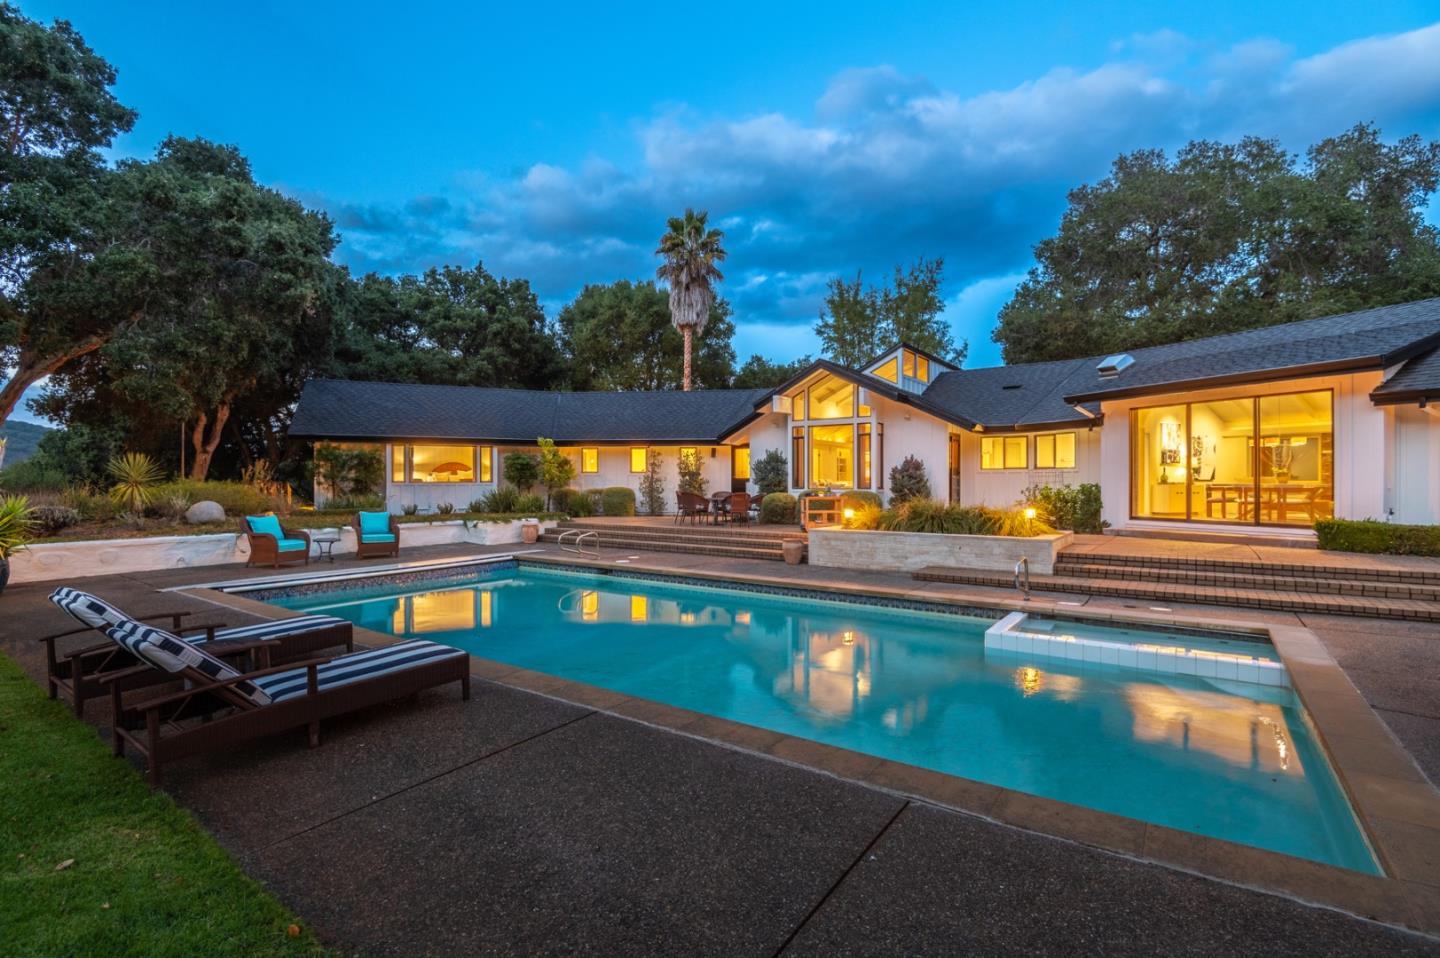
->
{"left": 9, "top": 519, "right": 558, "bottom": 585}
{"left": 806, "top": 528, "right": 1072, "bottom": 575}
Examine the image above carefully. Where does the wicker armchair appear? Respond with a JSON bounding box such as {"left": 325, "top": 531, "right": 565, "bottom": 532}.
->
{"left": 351, "top": 511, "right": 401, "bottom": 559}
{"left": 244, "top": 514, "right": 311, "bottom": 568}
{"left": 674, "top": 491, "right": 710, "bottom": 525}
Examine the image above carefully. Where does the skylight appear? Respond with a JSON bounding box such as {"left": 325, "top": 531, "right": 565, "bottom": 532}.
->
{"left": 1097, "top": 353, "right": 1135, "bottom": 379}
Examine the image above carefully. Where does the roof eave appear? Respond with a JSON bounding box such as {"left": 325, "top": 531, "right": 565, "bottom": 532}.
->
{"left": 1061, "top": 357, "right": 1385, "bottom": 405}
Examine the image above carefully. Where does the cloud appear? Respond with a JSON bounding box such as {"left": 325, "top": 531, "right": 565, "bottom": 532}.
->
{"left": 324, "top": 22, "right": 1440, "bottom": 362}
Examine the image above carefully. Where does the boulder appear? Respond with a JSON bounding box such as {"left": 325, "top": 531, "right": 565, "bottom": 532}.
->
{"left": 184, "top": 500, "right": 226, "bottom": 525}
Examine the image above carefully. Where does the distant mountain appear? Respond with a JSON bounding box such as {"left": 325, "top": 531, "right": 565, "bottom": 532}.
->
{"left": 0, "top": 420, "right": 52, "bottom": 467}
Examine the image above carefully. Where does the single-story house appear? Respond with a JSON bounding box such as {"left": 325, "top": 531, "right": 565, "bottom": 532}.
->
{"left": 288, "top": 296, "right": 1440, "bottom": 537}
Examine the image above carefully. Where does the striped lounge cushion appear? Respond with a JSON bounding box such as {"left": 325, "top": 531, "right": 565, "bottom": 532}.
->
{"left": 211, "top": 614, "right": 347, "bottom": 643}
{"left": 252, "top": 640, "right": 464, "bottom": 703}
{"left": 104, "top": 619, "right": 272, "bottom": 707}
{"left": 50, "top": 587, "right": 134, "bottom": 631}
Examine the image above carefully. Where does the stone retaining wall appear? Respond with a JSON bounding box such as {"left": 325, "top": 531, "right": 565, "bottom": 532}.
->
{"left": 806, "top": 528, "right": 1073, "bottom": 575}
{"left": 8, "top": 519, "right": 557, "bottom": 584}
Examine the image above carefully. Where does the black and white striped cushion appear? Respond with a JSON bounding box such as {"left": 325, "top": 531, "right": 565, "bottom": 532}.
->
{"left": 49, "top": 587, "right": 133, "bottom": 631}
{"left": 105, "top": 620, "right": 272, "bottom": 707}
{"left": 253, "top": 640, "right": 464, "bottom": 703}
{"left": 210, "top": 614, "right": 346, "bottom": 643}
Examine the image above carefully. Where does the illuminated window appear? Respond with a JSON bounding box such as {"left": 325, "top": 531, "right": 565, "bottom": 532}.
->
{"left": 791, "top": 428, "right": 805, "bottom": 488}
{"left": 401, "top": 444, "right": 476, "bottom": 483}
{"left": 1035, "top": 433, "right": 1076, "bottom": 469}
{"left": 391, "top": 445, "right": 405, "bottom": 483}
{"left": 981, "top": 436, "right": 1028, "bottom": 470}
{"left": 630, "top": 447, "right": 647, "bottom": 473}
{"left": 479, "top": 446, "right": 493, "bottom": 483}
{"left": 810, "top": 424, "right": 856, "bottom": 488}
{"left": 792, "top": 392, "right": 807, "bottom": 420}
{"left": 679, "top": 447, "right": 697, "bottom": 468}
{"left": 629, "top": 595, "right": 648, "bottom": 621}
{"left": 872, "top": 357, "right": 898, "bottom": 383}
{"left": 480, "top": 590, "right": 492, "bottom": 628}
{"left": 859, "top": 423, "right": 873, "bottom": 487}
{"left": 807, "top": 374, "right": 856, "bottom": 420}
{"left": 580, "top": 448, "right": 599, "bottom": 473}
{"left": 733, "top": 446, "right": 750, "bottom": 480}
{"left": 858, "top": 402, "right": 872, "bottom": 417}
{"left": 877, "top": 424, "right": 884, "bottom": 489}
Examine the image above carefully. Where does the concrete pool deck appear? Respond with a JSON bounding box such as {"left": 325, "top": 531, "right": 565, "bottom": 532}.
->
{"left": 4, "top": 542, "right": 1439, "bottom": 955}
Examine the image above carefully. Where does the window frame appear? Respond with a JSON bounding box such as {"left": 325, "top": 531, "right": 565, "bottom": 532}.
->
{"left": 629, "top": 447, "right": 648, "bottom": 473}
{"left": 1035, "top": 432, "right": 1076, "bottom": 470}
{"left": 580, "top": 447, "right": 600, "bottom": 474}
{"left": 391, "top": 443, "right": 486, "bottom": 484}
{"left": 791, "top": 427, "right": 805, "bottom": 489}
{"left": 980, "top": 435, "right": 1029, "bottom": 470}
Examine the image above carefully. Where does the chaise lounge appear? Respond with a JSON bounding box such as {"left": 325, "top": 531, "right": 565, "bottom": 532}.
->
{"left": 351, "top": 510, "right": 401, "bottom": 558}
{"left": 96, "top": 613, "right": 468, "bottom": 785}
{"left": 244, "top": 513, "right": 312, "bottom": 568}
{"left": 44, "top": 588, "right": 354, "bottom": 717}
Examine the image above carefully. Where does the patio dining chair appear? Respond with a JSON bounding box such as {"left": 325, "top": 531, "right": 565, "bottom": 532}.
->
{"left": 674, "top": 491, "right": 710, "bottom": 525}
{"left": 99, "top": 616, "right": 469, "bottom": 786}
{"left": 43, "top": 587, "right": 354, "bottom": 717}
{"left": 727, "top": 492, "right": 753, "bottom": 524}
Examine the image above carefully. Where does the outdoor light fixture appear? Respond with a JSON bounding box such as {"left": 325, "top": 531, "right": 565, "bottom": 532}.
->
{"left": 843, "top": 508, "right": 855, "bottom": 519}
{"left": 1023, "top": 507, "right": 1037, "bottom": 520}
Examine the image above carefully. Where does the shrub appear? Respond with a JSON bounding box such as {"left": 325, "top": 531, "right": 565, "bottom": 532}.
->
{"left": 881, "top": 498, "right": 951, "bottom": 533}
{"left": 401, "top": 503, "right": 420, "bottom": 516}
{"left": 639, "top": 449, "right": 666, "bottom": 516}
{"left": 513, "top": 493, "right": 546, "bottom": 514}
{"left": 553, "top": 488, "right": 592, "bottom": 517}
{"left": 154, "top": 495, "right": 192, "bottom": 521}
{"left": 888, "top": 455, "right": 930, "bottom": 504}
{"left": 314, "top": 445, "right": 384, "bottom": 498}
{"left": 845, "top": 502, "right": 885, "bottom": 530}
{"left": 1315, "top": 518, "right": 1440, "bottom": 556}
{"left": 840, "top": 491, "right": 882, "bottom": 512}
{"left": 0, "top": 457, "right": 70, "bottom": 492}
{"left": 60, "top": 486, "right": 113, "bottom": 522}
{"left": 435, "top": 501, "right": 456, "bottom": 515}
{"left": 30, "top": 504, "right": 80, "bottom": 535}
{"left": 601, "top": 486, "right": 637, "bottom": 517}
{"left": 323, "top": 493, "right": 388, "bottom": 513}
{"left": 759, "top": 492, "right": 798, "bottom": 524}
{"left": 107, "top": 453, "right": 164, "bottom": 513}
{"left": 0, "top": 494, "right": 35, "bottom": 559}
{"left": 503, "top": 452, "right": 540, "bottom": 493}
{"left": 751, "top": 449, "right": 788, "bottom": 495}
{"left": 537, "top": 438, "right": 575, "bottom": 509}
{"left": 1023, "top": 483, "right": 1105, "bottom": 534}
{"left": 477, "top": 486, "right": 520, "bottom": 513}
{"left": 585, "top": 489, "right": 605, "bottom": 514}
{"left": 150, "top": 480, "right": 271, "bottom": 517}
{"left": 678, "top": 448, "right": 707, "bottom": 496}
{"left": 872, "top": 500, "right": 1054, "bottom": 537}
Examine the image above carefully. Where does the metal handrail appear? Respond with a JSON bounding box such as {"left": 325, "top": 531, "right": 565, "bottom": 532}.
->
{"left": 1014, "top": 556, "right": 1031, "bottom": 601}
{"left": 557, "top": 528, "right": 600, "bottom": 558}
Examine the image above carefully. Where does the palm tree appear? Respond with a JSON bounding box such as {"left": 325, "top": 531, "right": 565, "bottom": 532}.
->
{"left": 655, "top": 209, "right": 726, "bottom": 391}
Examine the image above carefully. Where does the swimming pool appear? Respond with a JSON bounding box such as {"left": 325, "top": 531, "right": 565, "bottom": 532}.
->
{"left": 264, "top": 561, "right": 1378, "bottom": 873}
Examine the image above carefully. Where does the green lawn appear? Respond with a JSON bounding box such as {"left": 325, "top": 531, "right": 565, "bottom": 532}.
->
{"left": 0, "top": 653, "right": 331, "bottom": 957}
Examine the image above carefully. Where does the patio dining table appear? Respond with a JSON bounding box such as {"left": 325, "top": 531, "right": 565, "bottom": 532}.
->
{"left": 709, "top": 491, "right": 732, "bottom": 524}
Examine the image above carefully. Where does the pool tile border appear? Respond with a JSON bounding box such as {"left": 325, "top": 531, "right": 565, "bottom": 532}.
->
{"left": 181, "top": 555, "right": 1440, "bottom": 938}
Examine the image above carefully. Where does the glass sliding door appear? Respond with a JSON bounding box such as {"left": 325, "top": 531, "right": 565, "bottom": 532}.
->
{"left": 1131, "top": 404, "right": 1188, "bottom": 519}
{"left": 1131, "top": 390, "right": 1333, "bottom": 526}
{"left": 1258, "top": 391, "right": 1333, "bottom": 525}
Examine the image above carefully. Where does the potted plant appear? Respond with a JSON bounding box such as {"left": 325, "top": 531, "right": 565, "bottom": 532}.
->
{"left": 0, "top": 495, "right": 35, "bottom": 596}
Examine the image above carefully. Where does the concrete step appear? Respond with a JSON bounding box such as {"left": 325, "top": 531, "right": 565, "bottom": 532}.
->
{"left": 539, "top": 532, "right": 792, "bottom": 562}
{"left": 1051, "top": 560, "right": 1440, "bottom": 601}
{"left": 913, "top": 565, "right": 1440, "bottom": 622}
{"left": 1057, "top": 550, "right": 1440, "bottom": 585}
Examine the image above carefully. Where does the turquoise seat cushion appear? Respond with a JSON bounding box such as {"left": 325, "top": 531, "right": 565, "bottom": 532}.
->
{"left": 246, "top": 514, "right": 284, "bottom": 538}
{"left": 361, "top": 533, "right": 396, "bottom": 544}
{"left": 358, "top": 511, "right": 391, "bottom": 536}
{"left": 276, "top": 538, "right": 308, "bottom": 552}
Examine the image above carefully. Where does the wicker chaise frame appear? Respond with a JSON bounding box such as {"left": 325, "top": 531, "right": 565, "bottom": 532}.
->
{"left": 40, "top": 610, "right": 355, "bottom": 717}
{"left": 245, "top": 520, "right": 312, "bottom": 568}
{"left": 109, "top": 642, "right": 470, "bottom": 786}
{"left": 350, "top": 513, "right": 401, "bottom": 558}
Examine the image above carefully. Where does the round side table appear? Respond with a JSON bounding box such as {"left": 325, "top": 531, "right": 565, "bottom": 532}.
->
{"left": 313, "top": 535, "right": 341, "bottom": 562}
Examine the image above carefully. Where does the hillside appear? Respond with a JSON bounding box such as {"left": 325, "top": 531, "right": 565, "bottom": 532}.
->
{"left": 0, "top": 420, "right": 52, "bottom": 467}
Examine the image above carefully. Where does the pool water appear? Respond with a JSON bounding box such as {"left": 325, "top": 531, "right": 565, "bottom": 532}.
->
{"left": 268, "top": 563, "right": 1378, "bottom": 873}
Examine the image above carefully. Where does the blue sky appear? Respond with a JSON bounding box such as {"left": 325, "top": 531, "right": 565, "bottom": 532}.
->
{"left": 12, "top": 1, "right": 1440, "bottom": 425}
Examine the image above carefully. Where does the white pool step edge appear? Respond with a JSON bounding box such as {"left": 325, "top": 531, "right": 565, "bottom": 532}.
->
{"left": 983, "top": 611, "right": 1290, "bottom": 688}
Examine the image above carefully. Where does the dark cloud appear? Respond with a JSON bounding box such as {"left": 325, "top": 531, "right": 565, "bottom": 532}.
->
{"left": 322, "top": 24, "right": 1440, "bottom": 358}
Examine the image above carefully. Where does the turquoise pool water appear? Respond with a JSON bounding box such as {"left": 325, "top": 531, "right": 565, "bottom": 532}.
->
{"left": 268, "top": 563, "right": 1378, "bottom": 873}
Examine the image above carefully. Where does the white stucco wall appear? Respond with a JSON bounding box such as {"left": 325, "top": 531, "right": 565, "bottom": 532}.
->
{"left": 1094, "top": 371, "right": 1387, "bottom": 533}
{"left": 1390, "top": 405, "right": 1440, "bottom": 525}
{"left": 954, "top": 426, "right": 1102, "bottom": 509}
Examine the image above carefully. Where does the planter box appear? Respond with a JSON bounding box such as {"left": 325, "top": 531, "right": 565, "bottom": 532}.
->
{"left": 806, "top": 528, "right": 1073, "bottom": 575}
{"left": 8, "top": 519, "right": 557, "bottom": 585}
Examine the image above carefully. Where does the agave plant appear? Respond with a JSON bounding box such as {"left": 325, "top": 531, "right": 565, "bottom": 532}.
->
{"left": 107, "top": 452, "right": 165, "bottom": 514}
{"left": 0, "top": 495, "right": 35, "bottom": 560}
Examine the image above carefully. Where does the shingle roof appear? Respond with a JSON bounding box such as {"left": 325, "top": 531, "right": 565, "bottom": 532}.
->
{"left": 288, "top": 379, "right": 770, "bottom": 443}
{"left": 1061, "top": 298, "right": 1440, "bottom": 404}
{"left": 1372, "top": 347, "right": 1440, "bottom": 404}
{"left": 921, "top": 359, "right": 1099, "bottom": 431}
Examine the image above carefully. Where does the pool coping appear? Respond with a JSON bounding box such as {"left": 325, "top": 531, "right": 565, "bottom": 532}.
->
{"left": 178, "top": 553, "right": 1440, "bottom": 937}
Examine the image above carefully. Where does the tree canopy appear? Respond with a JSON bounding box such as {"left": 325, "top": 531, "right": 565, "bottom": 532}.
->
{"left": 556, "top": 280, "right": 736, "bottom": 391}
{"left": 992, "top": 124, "right": 1440, "bottom": 364}
{"left": 732, "top": 353, "right": 812, "bottom": 389}
{"left": 814, "top": 257, "right": 967, "bottom": 368}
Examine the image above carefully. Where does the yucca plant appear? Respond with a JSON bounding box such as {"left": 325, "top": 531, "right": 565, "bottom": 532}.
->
{"left": 0, "top": 495, "right": 35, "bottom": 560}
{"left": 107, "top": 452, "right": 165, "bottom": 514}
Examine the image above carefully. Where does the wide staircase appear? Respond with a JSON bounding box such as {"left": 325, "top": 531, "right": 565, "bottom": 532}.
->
{"left": 914, "top": 549, "right": 1440, "bottom": 622}
{"left": 539, "top": 518, "right": 806, "bottom": 562}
